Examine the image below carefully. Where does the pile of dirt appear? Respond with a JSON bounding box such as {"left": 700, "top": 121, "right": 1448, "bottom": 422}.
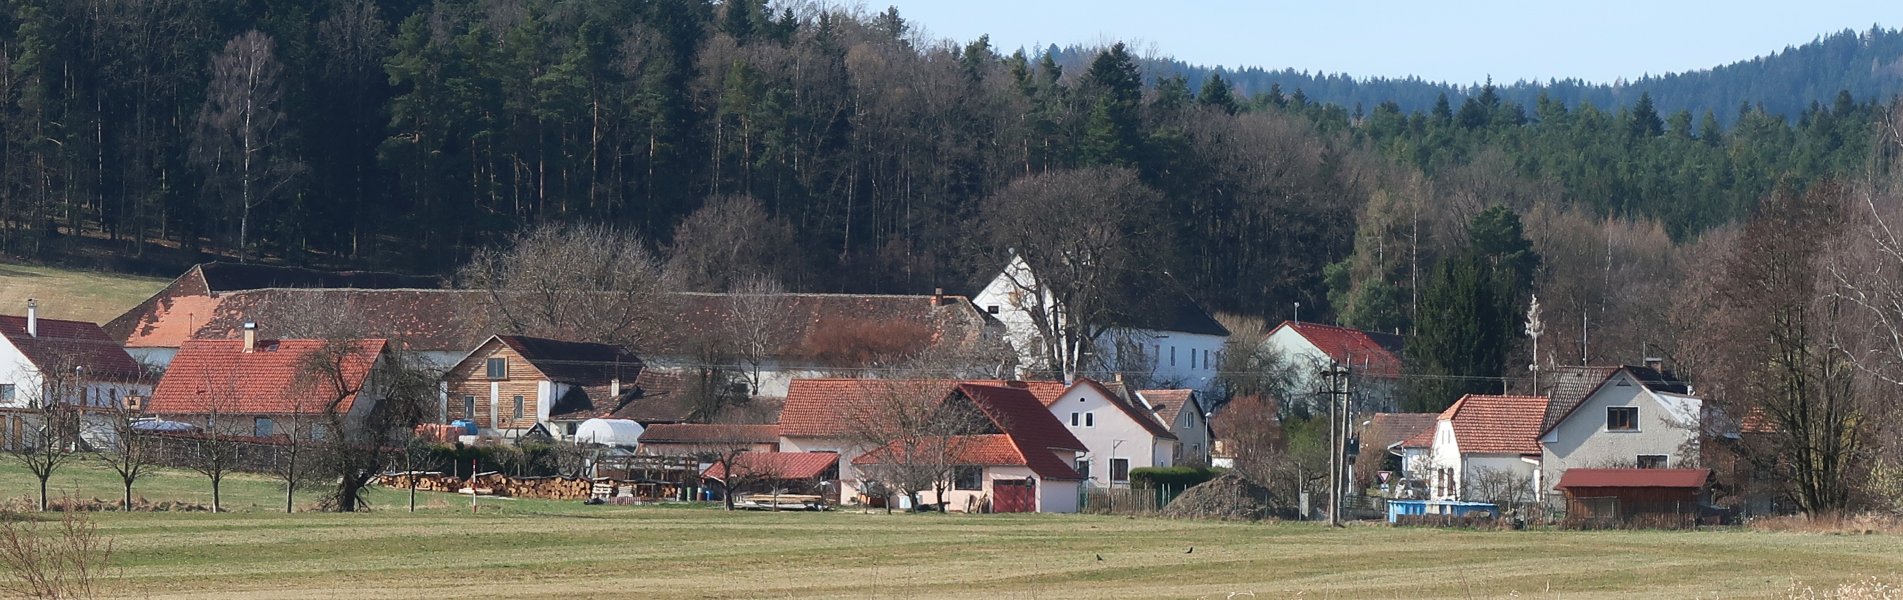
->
{"left": 1160, "top": 472, "right": 1284, "bottom": 521}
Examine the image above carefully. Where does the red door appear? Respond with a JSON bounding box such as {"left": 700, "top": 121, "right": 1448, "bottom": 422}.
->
{"left": 994, "top": 480, "right": 1035, "bottom": 513}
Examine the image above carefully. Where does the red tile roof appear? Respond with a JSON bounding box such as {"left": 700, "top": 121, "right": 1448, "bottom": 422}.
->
{"left": 1554, "top": 468, "right": 1711, "bottom": 490}
{"left": 703, "top": 451, "right": 838, "bottom": 481}
{"left": 957, "top": 383, "right": 1088, "bottom": 452}
{"left": 0, "top": 315, "right": 145, "bottom": 383}
{"left": 639, "top": 424, "right": 780, "bottom": 445}
{"left": 852, "top": 434, "right": 1084, "bottom": 480}
{"left": 1439, "top": 394, "right": 1548, "bottom": 455}
{"left": 148, "top": 339, "right": 387, "bottom": 416}
{"left": 1272, "top": 321, "right": 1404, "bottom": 377}
{"left": 779, "top": 379, "right": 1085, "bottom": 480}
{"left": 779, "top": 378, "right": 947, "bottom": 438}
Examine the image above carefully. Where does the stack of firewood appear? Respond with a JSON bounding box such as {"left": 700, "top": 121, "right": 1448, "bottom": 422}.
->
{"left": 373, "top": 472, "right": 595, "bottom": 500}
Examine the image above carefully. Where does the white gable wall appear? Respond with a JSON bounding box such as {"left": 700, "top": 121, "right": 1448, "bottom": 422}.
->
{"left": 1052, "top": 384, "right": 1171, "bottom": 488}
{"left": 0, "top": 338, "right": 39, "bottom": 409}
{"left": 1539, "top": 371, "right": 1702, "bottom": 497}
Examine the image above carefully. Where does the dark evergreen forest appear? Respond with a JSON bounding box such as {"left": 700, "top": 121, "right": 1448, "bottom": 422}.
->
{"left": 0, "top": 0, "right": 1887, "bottom": 329}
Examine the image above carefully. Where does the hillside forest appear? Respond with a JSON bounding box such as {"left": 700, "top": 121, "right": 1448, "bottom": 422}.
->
{"left": 3, "top": 3, "right": 1903, "bottom": 397}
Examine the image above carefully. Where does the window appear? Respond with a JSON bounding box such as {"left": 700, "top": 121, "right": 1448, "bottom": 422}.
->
{"left": 1070, "top": 412, "right": 1080, "bottom": 427}
{"left": 1, "top": 383, "right": 15, "bottom": 402}
{"left": 485, "top": 357, "right": 508, "bottom": 379}
{"left": 1606, "top": 406, "right": 1639, "bottom": 431}
{"left": 1076, "top": 459, "right": 1091, "bottom": 480}
{"left": 254, "top": 417, "right": 274, "bottom": 438}
{"left": 953, "top": 466, "right": 983, "bottom": 491}
{"left": 1636, "top": 455, "right": 1669, "bottom": 469}
{"left": 1203, "top": 350, "right": 1211, "bottom": 369}
{"left": 986, "top": 305, "right": 1000, "bottom": 315}
{"left": 1190, "top": 350, "right": 1197, "bottom": 369}
{"left": 109, "top": 389, "right": 118, "bottom": 407}
{"left": 1110, "top": 458, "right": 1131, "bottom": 482}
{"left": 512, "top": 395, "right": 525, "bottom": 420}
{"left": 309, "top": 423, "right": 327, "bottom": 440}
{"left": 1084, "top": 413, "right": 1095, "bottom": 427}
{"left": 463, "top": 395, "right": 477, "bottom": 419}
{"left": 1170, "top": 346, "right": 1177, "bottom": 366}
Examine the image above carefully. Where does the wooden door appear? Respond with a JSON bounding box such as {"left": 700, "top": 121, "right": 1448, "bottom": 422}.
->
{"left": 994, "top": 480, "right": 1035, "bottom": 513}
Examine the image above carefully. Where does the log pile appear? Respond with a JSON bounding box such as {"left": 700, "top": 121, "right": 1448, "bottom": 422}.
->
{"left": 373, "top": 472, "right": 595, "bottom": 500}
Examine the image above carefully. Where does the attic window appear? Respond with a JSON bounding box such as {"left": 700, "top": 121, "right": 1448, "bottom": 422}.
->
{"left": 986, "top": 305, "right": 1000, "bottom": 314}
{"left": 486, "top": 358, "right": 508, "bottom": 380}
{"left": 1607, "top": 406, "right": 1639, "bottom": 432}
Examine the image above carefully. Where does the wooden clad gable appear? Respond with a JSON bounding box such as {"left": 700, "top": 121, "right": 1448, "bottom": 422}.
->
{"left": 444, "top": 337, "right": 551, "bottom": 430}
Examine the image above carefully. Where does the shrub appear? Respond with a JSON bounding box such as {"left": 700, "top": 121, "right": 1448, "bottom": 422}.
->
{"left": 1130, "top": 466, "right": 1223, "bottom": 490}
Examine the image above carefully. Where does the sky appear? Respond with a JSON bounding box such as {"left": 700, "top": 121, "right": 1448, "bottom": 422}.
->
{"left": 876, "top": 0, "right": 1901, "bottom": 85}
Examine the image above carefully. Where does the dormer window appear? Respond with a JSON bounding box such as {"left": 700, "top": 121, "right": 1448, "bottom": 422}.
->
{"left": 486, "top": 357, "right": 508, "bottom": 380}
{"left": 987, "top": 305, "right": 1000, "bottom": 314}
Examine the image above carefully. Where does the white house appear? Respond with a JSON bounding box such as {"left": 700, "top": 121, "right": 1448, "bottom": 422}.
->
{"left": 1039, "top": 378, "right": 1179, "bottom": 488}
{"left": 1135, "top": 389, "right": 1213, "bottom": 465}
{"left": 1, "top": 302, "right": 153, "bottom": 450}
{"left": 972, "top": 256, "right": 1229, "bottom": 393}
{"left": 1538, "top": 365, "right": 1701, "bottom": 499}
{"left": 1418, "top": 394, "right": 1548, "bottom": 501}
{"left": 1261, "top": 321, "right": 1405, "bottom": 414}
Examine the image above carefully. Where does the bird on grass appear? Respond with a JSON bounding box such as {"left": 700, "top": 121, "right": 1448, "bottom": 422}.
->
{"left": 1095, "top": 554, "right": 1104, "bottom": 562}
{"left": 1185, "top": 546, "right": 1194, "bottom": 554}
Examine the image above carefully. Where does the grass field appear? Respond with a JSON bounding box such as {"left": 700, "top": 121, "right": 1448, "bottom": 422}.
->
{"left": 1, "top": 464, "right": 1900, "bottom": 598}
{"left": 0, "top": 261, "right": 166, "bottom": 323}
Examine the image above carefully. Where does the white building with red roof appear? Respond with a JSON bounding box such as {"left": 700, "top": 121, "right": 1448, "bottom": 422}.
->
{"left": 146, "top": 332, "right": 393, "bottom": 438}
{"left": 1261, "top": 321, "right": 1405, "bottom": 413}
{"left": 779, "top": 378, "right": 1086, "bottom": 513}
{"left": 1, "top": 300, "right": 150, "bottom": 412}
{"left": 1413, "top": 394, "right": 1548, "bottom": 501}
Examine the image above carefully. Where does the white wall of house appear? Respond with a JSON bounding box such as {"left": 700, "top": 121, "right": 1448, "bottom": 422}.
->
{"left": 0, "top": 341, "right": 152, "bottom": 411}
{"left": 1101, "top": 329, "right": 1226, "bottom": 393}
{"left": 1539, "top": 371, "right": 1702, "bottom": 496}
{"left": 780, "top": 436, "right": 867, "bottom": 501}
{"left": 973, "top": 257, "right": 1225, "bottom": 394}
{"left": 1261, "top": 326, "right": 1401, "bottom": 413}
{"left": 1424, "top": 421, "right": 1540, "bottom": 501}
{"left": 1052, "top": 384, "right": 1172, "bottom": 488}
{"left": 1038, "top": 477, "right": 1081, "bottom": 513}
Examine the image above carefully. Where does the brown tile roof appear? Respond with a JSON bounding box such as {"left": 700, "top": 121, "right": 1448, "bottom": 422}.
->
{"left": 149, "top": 339, "right": 387, "bottom": 416}
{"left": 1439, "top": 394, "right": 1548, "bottom": 455}
{"left": 703, "top": 451, "right": 838, "bottom": 481}
{"left": 590, "top": 370, "right": 693, "bottom": 424}
{"left": 0, "top": 315, "right": 145, "bottom": 383}
{"left": 117, "top": 288, "right": 488, "bottom": 351}
{"left": 1363, "top": 412, "right": 1439, "bottom": 453}
{"left": 639, "top": 424, "right": 780, "bottom": 445}
{"left": 1272, "top": 321, "right": 1405, "bottom": 377}
{"left": 1138, "top": 389, "right": 1197, "bottom": 430}
{"left": 1554, "top": 468, "right": 1711, "bottom": 490}
{"left": 193, "top": 262, "right": 442, "bottom": 292}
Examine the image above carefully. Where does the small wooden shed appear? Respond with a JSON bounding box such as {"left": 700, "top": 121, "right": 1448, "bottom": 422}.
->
{"left": 1555, "top": 468, "right": 1710, "bottom": 527}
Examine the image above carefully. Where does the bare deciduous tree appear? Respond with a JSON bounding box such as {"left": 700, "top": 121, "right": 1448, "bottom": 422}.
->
{"left": 7, "top": 358, "right": 86, "bottom": 512}
{"left": 299, "top": 340, "right": 438, "bottom": 512}
{"left": 191, "top": 30, "right": 305, "bottom": 262}
{"left": 460, "top": 223, "right": 674, "bottom": 350}
{"left": 665, "top": 194, "right": 798, "bottom": 292}
{"left": 844, "top": 377, "right": 994, "bottom": 513}
{"left": 95, "top": 398, "right": 156, "bottom": 512}
{"left": 980, "top": 167, "right": 1168, "bottom": 381}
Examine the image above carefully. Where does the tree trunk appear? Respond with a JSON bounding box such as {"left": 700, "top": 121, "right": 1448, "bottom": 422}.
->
{"left": 212, "top": 477, "right": 223, "bottom": 513}
{"left": 123, "top": 479, "right": 134, "bottom": 512}
{"left": 285, "top": 479, "right": 295, "bottom": 514}
{"left": 38, "top": 475, "right": 49, "bottom": 512}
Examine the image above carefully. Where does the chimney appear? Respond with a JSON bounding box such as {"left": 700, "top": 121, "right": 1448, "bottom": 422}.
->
{"left": 931, "top": 287, "right": 945, "bottom": 306}
{"left": 243, "top": 322, "right": 258, "bottom": 352}
{"left": 25, "top": 298, "right": 36, "bottom": 338}
{"left": 1643, "top": 356, "right": 1664, "bottom": 372}
{"left": 611, "top": 377, "right": 622, "bottom": 398}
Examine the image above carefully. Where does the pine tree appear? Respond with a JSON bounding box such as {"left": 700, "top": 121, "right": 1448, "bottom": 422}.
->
{"left": 1197, "top": 73, "right": 1237, "bottom": 114}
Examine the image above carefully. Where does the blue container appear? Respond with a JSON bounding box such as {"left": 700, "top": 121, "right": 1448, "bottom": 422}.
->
{"left": 450, "top": 420, "right": 478, "bottom": 435}
{"left": 1387, "top": 500, "right": 1497, "bottom": 523}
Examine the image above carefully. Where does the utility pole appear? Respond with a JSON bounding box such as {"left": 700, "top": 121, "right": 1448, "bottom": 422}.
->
{"left": 1319, "top": 361, "right": 1350, "bottom": 527}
